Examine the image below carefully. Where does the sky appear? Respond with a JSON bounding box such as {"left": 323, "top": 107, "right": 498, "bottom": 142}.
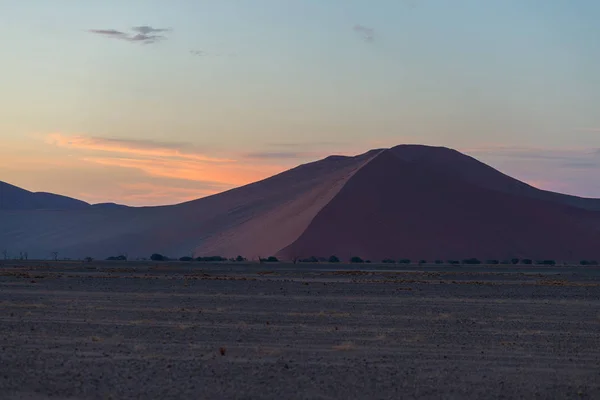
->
{"left": 1, "top": 0, "right": 599, "bottom": 205}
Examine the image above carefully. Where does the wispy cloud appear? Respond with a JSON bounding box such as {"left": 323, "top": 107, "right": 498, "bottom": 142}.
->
{"left": 46, "top": 134, "right": 233, "bottom": 163}
{"left": 353, "top": 24, "right": 375, "bottom": 42}
{"left": 88, "top": 26, "right": 171, "bottom": 44}
{"left": 242, "top": 151, "right": 325, "bottom": 160}
{"left": 189, "top": 50, "right": 237, "bottom": 57}
{"left": 81, "top": 156, "right": 283, "bottom": 186}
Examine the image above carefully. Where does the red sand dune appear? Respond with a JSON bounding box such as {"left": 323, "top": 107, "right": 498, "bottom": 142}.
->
{"left": 1, "top": 145, "right": 599, "bottom": 261}
{"left": 279, "top": 147, "right": 600, "bottom": 261}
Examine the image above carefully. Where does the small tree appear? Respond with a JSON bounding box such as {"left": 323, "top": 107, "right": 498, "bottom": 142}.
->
{"left": 511, "top": 258, "right": 520, "bottom": 265}
{"left": 462, "top": 258, "right": 481, "bottom": 265}
{"left": 486, "top": 259, "right": 499, "bottom": 265}
{"left": 521, "top": 259, "right": 533, "bottom": 265}
{"left": 435, "top": 260, "right": 444, "bottom": 264}
{"left": 1, "top": 249, "right": 7, "bottom": 260}
{"left": 179, "top": 256, "right": 193, "bottom": 262}
{"left": 150, "top": 253, "right": 166, "bottom": 261}
{"left": 382, "top": 258, "right": 396, "bottom": 264}
{"left": 350, "top": 256, "right": 364, "bottom": 263}
{"left": 398, "top": 259, "right": 411, "bottom": 264}
{"left": 51, "top": 252, "right": 58, "bottom": 261}
{"left": 235, "top": 255, "right": 246, "bottom": 262}
{"left": 328, "top": 255, "right": 340, "bottom": 263}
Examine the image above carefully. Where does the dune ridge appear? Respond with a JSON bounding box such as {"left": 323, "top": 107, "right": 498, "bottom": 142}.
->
{"left": 1, "top": 145, "right": 599, "bottom": 261}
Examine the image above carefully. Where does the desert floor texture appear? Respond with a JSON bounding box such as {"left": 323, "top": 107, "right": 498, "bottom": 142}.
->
{"left": 1, "top": 261, "right": 599, "bottom": 399}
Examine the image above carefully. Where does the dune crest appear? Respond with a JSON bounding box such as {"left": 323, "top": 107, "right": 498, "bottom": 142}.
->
{"left": 1, "top": 145, "right": 599, "bottom": 261}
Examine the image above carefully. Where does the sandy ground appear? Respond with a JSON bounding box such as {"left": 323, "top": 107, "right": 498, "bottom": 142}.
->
{"left": 1, "top": 261, "right": 599, "bottom": 399}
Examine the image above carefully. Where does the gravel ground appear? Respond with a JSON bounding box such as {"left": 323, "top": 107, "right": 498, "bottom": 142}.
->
{"left": 1, "top": 261, "right": 599, "bottom": 399}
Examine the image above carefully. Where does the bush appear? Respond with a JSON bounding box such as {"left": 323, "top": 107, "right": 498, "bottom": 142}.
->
{"left": 179, "top": 256, "right": 193, "bottom": 262}
{"left": 447, "top": 260, "right": 460, "bottom": 265}
{"left": 435, "top": 260, "right": 444, "bottom": 264}
{"left": 107, "top": 255, "right": 127, "bottom": 261}
{"left": 150, "top": 253, "right": 166, "bottom": 261}
{"left": 511, "top": 258, "right": 520, "bottom": 265}
{"left": 261, "top": 256, "right": 279, "bottom": 263}
{"left": 382, "top": 258, "right": 396, "bottom": 264}
{"left": 235, "top": 255, "right": 246, "bottom": 262}
{"left": 539, "top": 260, "right": 556, "bottom": 266}
{"left": 462, "top": 258, "right": 481, "bottom": 265}
{"left": 350, "top": 256, "right": 364, "bottom": 263}
{"left": 328, "top": 255, "right": 340, "bottom": 263}
{"left": 196, "top": 256, "right": 227, "bottom": 262}
{"left": 418, "top": 259, "right": 427, "bottom": 265}
{"left": 84, "top": 257, "right": 93, "bottom": 262}
{"left": 486, "top": 259, "right": 499, "bottom": 265}
{"left": 300, "top": 256, "right": 319, "bottom": 263}
{"left": 580, "top": 260, "right": 598, "bottom": 266}
{"left": 398, "top": 259, "right": 411, "bottom": 264}
{"left": 521, "top": 259, "right": 533, "bottom": 265}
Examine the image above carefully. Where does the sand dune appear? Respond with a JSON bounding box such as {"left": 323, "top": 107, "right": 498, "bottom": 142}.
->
{"left": 280, "top": 148, "right": 600, "bottom": 261}
{"left": 0, "top": 181, "right": 89, "bottom": 210}
{"left": 1, "top": 145, "right": 599, "bottom": 261}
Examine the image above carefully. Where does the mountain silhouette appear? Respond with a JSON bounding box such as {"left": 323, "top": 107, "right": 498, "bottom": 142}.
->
{"left": 1, "top": 145, "right": 599, "bottom": 261}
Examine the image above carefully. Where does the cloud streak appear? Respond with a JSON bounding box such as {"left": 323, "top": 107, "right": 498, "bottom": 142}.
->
{"left": 353, "top": 24, "right": 375, "bottom": 42}
{"left": 47, "top": 134, "right": 234, "bottom": 163}
{"left": 88, "top": 26, "right": 171, "bottom": 44}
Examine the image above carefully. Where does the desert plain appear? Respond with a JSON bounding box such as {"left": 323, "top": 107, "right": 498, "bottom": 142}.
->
{"left": 1, "top": 261, "right": 599, "bottom": 399}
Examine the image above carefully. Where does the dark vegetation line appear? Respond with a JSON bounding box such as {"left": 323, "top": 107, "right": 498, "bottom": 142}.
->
{"left": 1, "top": 249, "right": 597, "bottom": 266}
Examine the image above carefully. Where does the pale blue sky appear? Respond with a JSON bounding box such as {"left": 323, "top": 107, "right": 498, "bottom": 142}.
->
{"left": 1, "top": 0, "right": 599, "bottom": 205}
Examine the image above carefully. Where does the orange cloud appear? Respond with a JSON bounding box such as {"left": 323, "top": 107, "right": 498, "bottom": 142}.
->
{"left": 46, "top": 133, "right": 235, "bottom": 163}
{"left": 82, "top": 157, "right": 285, "bottom": 186}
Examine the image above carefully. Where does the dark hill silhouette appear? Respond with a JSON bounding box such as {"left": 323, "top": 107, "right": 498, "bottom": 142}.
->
{"left": 279, "top": 148, "right": 600, "bottom": 261}
{"left": 0, "top": 181, "right": 89, "bottom": 210}
{"left": 1, "top": 145, "right": 599, "bottom": 261}
{"left": 388, "top": 145, "right": 600, "bottom": 211}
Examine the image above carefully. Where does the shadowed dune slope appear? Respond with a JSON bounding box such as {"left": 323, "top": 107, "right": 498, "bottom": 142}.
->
{"left": 0, "top": 150, "right": 380, "bottom": 259}
{"left": 0, "top": 181, "right": 89, "bottom": 210}
{"left": 279, "top": 148, "right": 600, "bottom": 261}
{"left": 389, "top": 145, "right": 600, "bottom": 211}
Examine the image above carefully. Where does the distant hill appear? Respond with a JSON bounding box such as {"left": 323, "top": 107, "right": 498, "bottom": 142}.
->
{"left": 0, "top": 181, "right": 89, "bottom": 210}
{"left": 1, "top": 145, "right": 599, "bottom": 261}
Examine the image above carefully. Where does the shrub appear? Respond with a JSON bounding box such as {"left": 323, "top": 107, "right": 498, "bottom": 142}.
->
{"left": 196, "top": 256, "right": 227, "bottom": 262}
{"left": 539, "top": 260, "right": 556, "bottom": 266}
{"left": 462, "top": 258, "right": 481, "bottom": 265}
{"left": 435, "top": 260, "right": 444, "bottom": 264}
{"left": 84, "top": 257, "right": 93, "bottom": 262}
{"left": 398, "top": 259, "right": 411, "bottom": 264}
{"left": 261, "top": 256, "right": 279, "bottom": 263}
{"left": 107, "top": 255, "right": 127, "bottom": 261}
{"left": 350, "top": 256, "right": 364, "bottom": 263}
{"left": 521, "top": 259, "right": 533, "bottom": 265}
{"left": 179, "top": 256, "right": 193, "bottom": 262}
{"left": 382, "top": 258, "right": 396, "bottom": 264}
{"left": 365, "top": 260, "right": 371, "bottom": 263}
{"left": 328, "top": 255, "right": 340, "bottom": 263}
{"left": 150, "top": 253, "right": 166, "bottom": 261}
{"left": 447, "top": 260, "right": 460, "bottom": 265}
{"left": 301, "top": 256, "right": 319, "bottom": 263}
{"left": 511, "top": 258, "right": 520, "bottom": 265}
{"left": 486, "top": 259, "right": 499, "bottom": 265}
{"left": 235, "top": 255, "right": 246, "bottom": 262}
{"left": 418, "top": 259, "right": 427, "bottom": 265}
